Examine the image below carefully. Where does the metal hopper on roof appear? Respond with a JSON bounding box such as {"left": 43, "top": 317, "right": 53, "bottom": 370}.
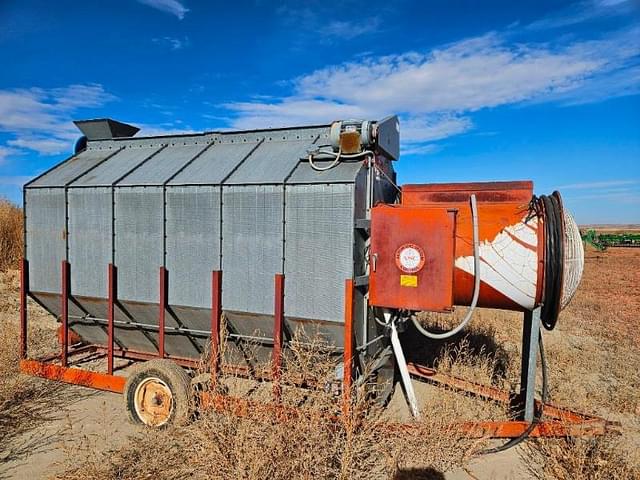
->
{"left": 73, "top": 118, "right": 140, "bottom": 140}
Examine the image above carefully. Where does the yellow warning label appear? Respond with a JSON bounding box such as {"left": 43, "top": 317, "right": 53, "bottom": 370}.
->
{"left": 400, "top": 275, "right": 418, "bottom": 287}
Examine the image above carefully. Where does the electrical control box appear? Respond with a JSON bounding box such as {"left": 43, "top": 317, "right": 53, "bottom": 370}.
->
{"left": 369, "top": 205, "right": 456, "bottom": 312}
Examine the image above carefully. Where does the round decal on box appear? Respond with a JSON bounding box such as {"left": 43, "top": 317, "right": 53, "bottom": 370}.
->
{"left": 395, "top": 243, "right": 425, "bottom": 273}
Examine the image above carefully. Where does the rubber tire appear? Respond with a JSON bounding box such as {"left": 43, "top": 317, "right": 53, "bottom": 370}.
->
{"left": 124, "top": 359, "right": 192, "bottom": 427}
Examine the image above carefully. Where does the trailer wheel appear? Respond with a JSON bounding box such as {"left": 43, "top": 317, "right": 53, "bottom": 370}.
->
{"left": 124, "top": 359, "right": 192, "bottom": 427}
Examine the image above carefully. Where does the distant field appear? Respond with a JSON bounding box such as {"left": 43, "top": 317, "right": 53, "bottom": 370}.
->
{"left": 580, "top": 224, "right": 640, "bottom": 233}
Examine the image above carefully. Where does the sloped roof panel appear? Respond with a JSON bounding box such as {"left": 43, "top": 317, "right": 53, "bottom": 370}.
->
{"left": 224, "top": 139, "right": 316, "bottom": 185}
{"left": 70, "top": 146, "right": 162, "bottom": 186}
{"left": 28, "top": 149, "right": 119, "bottom": 187}
{"left": 167, "top": 140, "right": 260, "bottom": 185}
{"left": 286, "top": 159, "right": 364, "bottom": 184}
{"left": 117, "top": 143, "right": 210, "bottom": 185}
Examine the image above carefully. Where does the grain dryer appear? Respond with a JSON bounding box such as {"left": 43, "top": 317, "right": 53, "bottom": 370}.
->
{"left": 19, "top": 117, "right": 612, "bottom": 441}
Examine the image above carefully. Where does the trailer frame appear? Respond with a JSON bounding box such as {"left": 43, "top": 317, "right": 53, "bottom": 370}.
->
{"left": 18, "top": 258, "right": 617, "bottom": 440}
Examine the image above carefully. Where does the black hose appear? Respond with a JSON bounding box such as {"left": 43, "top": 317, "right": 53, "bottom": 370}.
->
{"left": 479, "top": 332, "right": 548, "bottom": 455}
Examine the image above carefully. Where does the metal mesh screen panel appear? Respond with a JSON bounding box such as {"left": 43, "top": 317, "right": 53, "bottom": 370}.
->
{"left": 284, "top": 184, "right": 354, "bottom": 322}
{"left": 561, "top": 209, "right": 584, "bottom": 309}
{"left": 68, "top": 188, "right": 112, "bottom": 298}
{"left": 222, "top": 185, "right": 283, "bottom": 315}
{"left": 25, "top": 188, "right": 66, "bottom": 293}
{"left": 114, "top": 187, "right": 163, "bottom": 303}
{"left": 166, "top": 186, "right": 220, "bottom": 307}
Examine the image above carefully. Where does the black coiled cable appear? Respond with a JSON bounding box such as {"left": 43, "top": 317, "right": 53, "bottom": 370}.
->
{"left": 479, "top": 332, "right": 548, "bottom": 455}
{"left": 535, "top": 193, "right": 564, "bottom": 331}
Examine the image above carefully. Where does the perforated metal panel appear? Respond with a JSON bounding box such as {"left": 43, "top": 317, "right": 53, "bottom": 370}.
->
{"left": 284, "top": 184, "right": 354, "bottom": 321}
{"left": 114, "top": 187, "right": 163, "bottom": 302}
{"left": 68, "top": 188, "right": 112, "bottom": 298}
{"left": 222, "top": 185, "right": 283, "bottom": 314}
{"left": 166, "top": 185, "right": 220, "bottom": 307}
{"left": 25, "top": 188, "right": 66, "bottom": 293}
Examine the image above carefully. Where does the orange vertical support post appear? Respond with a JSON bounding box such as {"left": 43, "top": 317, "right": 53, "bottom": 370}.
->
{"left": 107, "top": 263, "right": 116, "bottom": 375}
{"left": 211, "top": 270, "right": 223, "bottom": 383}
{"left": 272, "top": 273, "right": 285, "bottom": 402}
{"left": 342, "top": 279, "right": 355, "bottom": 415}
{"left": 19, "top": 258, "right": 28, "bottom": 359}
{"left": 159, "top": 266, "right": 167, "bottom": 358}
{"left": 61, "top": 260, "right": 70, "bottom": 367}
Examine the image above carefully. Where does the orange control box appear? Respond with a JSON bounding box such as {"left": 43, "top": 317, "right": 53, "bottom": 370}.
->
{"left": 369, "top": 205, "right": 456, "bottom": 312}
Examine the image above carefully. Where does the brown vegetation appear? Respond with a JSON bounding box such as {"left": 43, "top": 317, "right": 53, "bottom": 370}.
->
{"left": 0, "top": 198, "right": 22, "bottom": 272}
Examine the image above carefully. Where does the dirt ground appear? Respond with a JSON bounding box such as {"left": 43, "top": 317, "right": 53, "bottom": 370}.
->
{"left": 1, "top": 248, "right": 639, "bottom": 479}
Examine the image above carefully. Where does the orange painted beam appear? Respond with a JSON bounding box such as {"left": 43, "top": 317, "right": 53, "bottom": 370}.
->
{"left": 19, "top": 359, "right": 126, "bottom": 393}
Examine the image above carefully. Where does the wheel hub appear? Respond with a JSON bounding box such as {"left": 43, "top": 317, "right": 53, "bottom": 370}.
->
{"left": 134, "top": 377, "right": 174, "bottom": 427}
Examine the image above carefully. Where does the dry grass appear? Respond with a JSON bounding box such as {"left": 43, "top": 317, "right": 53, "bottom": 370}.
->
{"left": 58, "top": 328, "right": 492, "bottom": 479}
{"left": 0, "top": 270, "right": 63, "bottom": 464}
{"left": 521, "top": 435, "right": 640, "bottom": 479}
{"left": 0, "top": 198, "right": 22, "bottom": 272}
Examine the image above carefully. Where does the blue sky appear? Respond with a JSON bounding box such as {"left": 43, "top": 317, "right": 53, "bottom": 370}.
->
{"left": 1, "top": 0, "right": 639, "bottom": 223}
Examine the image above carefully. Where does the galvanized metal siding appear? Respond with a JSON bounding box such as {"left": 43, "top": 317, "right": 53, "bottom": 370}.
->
{"left": 224, "top": 140, "right": 315, "bottom": 184}
{"left": 68, "top": 188, "right": 112, "bottom": 297}
{"left": 118, "top": 143, "right": 209, "bottom": 185}
{"left": 168, "top": 141, "right": 259, "bottom": 185}
{"left": 284, "top": 184, "right": 354, "bottom": 321}
{"left": 114, "top": 187, "right": 163, "bottom": 302}
{"left": 25, "top": 188, "right": 66, "bottom": 293}
{"left": 71, "top": 146, "right": 161, "bottom": 186}
{"left": 29, "top": 149, "right": 119, "bottom": 187}
{"left": 166, "top": 185, "right": 220, "bottom": 307}
{"left": 222, "top": 185, "right": 283, "bottom": 315}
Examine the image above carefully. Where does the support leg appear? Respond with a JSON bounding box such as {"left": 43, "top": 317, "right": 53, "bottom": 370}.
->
{"left": 211, "top": 270, "right": 222, "bottom": 384}
{"left": 107, "top": 264, "right": 116, "bottom": 375}
{"left": 272, "top": 274, "right": 285, "bottom": 402}
{"left": 520, "top": 307, "right": 542, "bottom": 422}
{"left": 19, "top": 258, "right": 28, "bottom": 359}
{"left": 61, "top": 260, "right": 69, "bottom": 367}
{"left": 342, "top": 279, "right": 354, "bottom": 415}
{"left": 159, "top": 266, "right": 167, "bottom": 358}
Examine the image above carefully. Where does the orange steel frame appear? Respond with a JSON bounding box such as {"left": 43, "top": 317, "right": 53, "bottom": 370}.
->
{"left": 18, "top": 258, "right": 616, "bottom": 440}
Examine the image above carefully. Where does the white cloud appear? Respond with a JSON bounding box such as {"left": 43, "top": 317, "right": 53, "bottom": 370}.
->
{"left": 137, "top": 0, "right": 189, "bottom": 20}
{"left": 0, "top": 84, "right": 117, "bottom": 155}
{"left": 322, "top": 18, "right": 381, "bottom": 40}
{"left": 152, "top": 36, "right": 190, "bottom": 50}
{"left": 276, "top": 6, "right": 380, "bottom": 42}
{"left": 222, "top": 26, "right": 640, "bottom": 154}
{"left": 525, "top": 0, "right": 632, "bottom": 31}
{"left": 0, "top": 146, "right": 18, "bottom": 164}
